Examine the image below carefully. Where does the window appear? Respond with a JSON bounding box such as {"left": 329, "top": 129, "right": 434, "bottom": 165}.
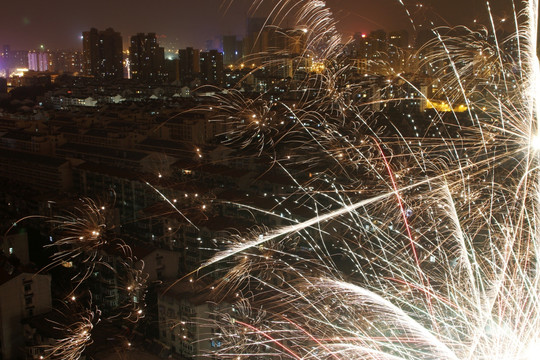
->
{"left": 25, "top": 295, "right": 33, "bottom": 306}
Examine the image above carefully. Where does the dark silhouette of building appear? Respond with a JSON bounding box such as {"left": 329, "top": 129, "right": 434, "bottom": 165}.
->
{"left": 48, "top": 50, "right": 84, "bottom": 74}
{"left": 164, "top": 58, "right": 180, "bottom": 82}
{"left": 82, "top": 28, "right": 123, "bottom": 79}
{"left": 388, "top": 30, "right": 409, "bottom": 49}
{"left": 388, "top": 30, "right": 409, "bottom": 72}
{"left": 200, "top": 50, "right": 223, "bottom": 86}
{"left": 415, "top": 28, "right": 436, "bottom": 48}
{"left": 352, "top": 30, "right": 390, "bottom": 74}
{"left": 243, "top": 17, "right": 271, "bottom": 61}
{"left": 0, "top": 77, "right": 6, "bottom": 93}
{"left": 223, "top": 35, "right": 243, "bottom": 65}
{"left": 247, "top": 17, "right": 266, "bottom": 36}
{"left": 178, "top": 47, "right": 200, "bottom": 85}
{"left": 129, "top": 33, "right": 165, "bottom": 82}
{"left": 82, "top": 28, "right": 99, "bottom": 76}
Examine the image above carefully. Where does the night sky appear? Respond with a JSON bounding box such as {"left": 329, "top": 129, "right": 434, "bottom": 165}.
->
{"left": 0, "top": 0, "right": 513, "bottom": 51}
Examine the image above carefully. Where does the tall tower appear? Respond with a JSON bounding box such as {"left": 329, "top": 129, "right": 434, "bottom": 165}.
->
{"left": 82, "top": 28, "right": 123, "bottom": 79}
{"left": 244, "top": 17, "right": 268, "bottom": 59}
{"left": 223, "top": 35, "right": 242, "bottom": 66}
{"left": 82, "top": 28, "right": 99, "bottom": 77}
{"left": 178, "top": 47, "right": 200, "bottom": 85}
{"left": 388, "top": 30, "right": 409, "bottom": 72}
{"left": 129, "top": 33, "right": 165, "bottom": 82}
{"left": 200, "top": 50, "right": 223, "bottom": 86}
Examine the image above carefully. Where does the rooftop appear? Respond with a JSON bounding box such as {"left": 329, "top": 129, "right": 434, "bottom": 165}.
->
{"left": 57, "top": 143, "right": 150, "bottom": 161}
{"left": 0, "top": 149, "right": 69, "bottom": 167}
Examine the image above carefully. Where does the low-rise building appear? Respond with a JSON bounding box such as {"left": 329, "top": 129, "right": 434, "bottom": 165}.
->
{"left": 158, "top": 279, "right": 231, "bottom": 359}
{"left": 0, "top": 256, "right": 52, "bottom": 359}
{"left": 0, "top": 149, "right": 72, "bottom": 192}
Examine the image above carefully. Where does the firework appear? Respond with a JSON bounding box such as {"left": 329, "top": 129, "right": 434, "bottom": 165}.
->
{"left": 201, "top": 1, "right": 540, "bottom": 359}
{"left": 33, "top": 197, "right": 150, "bottom": 357}
{"left": 40, "top": 305, "right": 99, "bottom": 360}
{"left": 43, "top": 197, "right": 117, "bottom": 286}
{"left": 105, "top": 255, "right": 149, "bottom": 323}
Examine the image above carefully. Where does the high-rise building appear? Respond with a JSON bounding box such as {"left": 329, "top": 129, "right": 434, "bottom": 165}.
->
{"left": 243, "top": 17, "right": 270, "bottom": 61}
{"left": 200, "top": 50, "right": 223, "bottom": 86}
{"left": 223, "top": 35, "right": 243, "bottom": 65}
{"left": 353, "top": 30, "right": 389, "bottom": 74}
{"left": 82, "top": 28, "right": 123, "bottom": 79}
{"left": 164, "top": 58, "right": 180, "bottom": 82}
{"left": 388, "top": 30, "right": 409, "bottom": 49}
{"left": 388, "top": 30, "right": 410, "bottom": 72}
{"left": 286, "top": 29, "right": 308, "bottom": 55}
{"left": 129, "top": 33, "right": 165, "bottom": 82}
{"left": 242, "top": 20, "right": 307, "bottom": 66}
{"left": 48, "top": 50, "right": 84, "bottom": 74}
{"left": 178, "top": 47, "right": 200, "bottom": 85}
{"left": 247, "top": 17, "right": 266, "bottom": 36}
{"left": 82, "top": 28, "right": 100, "bottom": 76}
{"left": 28, "top": 51, "right": 49, "bottom": 72}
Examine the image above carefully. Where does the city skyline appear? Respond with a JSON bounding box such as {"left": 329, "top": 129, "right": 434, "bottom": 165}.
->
{"left": 0, "top": 0, "right": 511, "bottom": 51}
{"left": 0, "top": 0, "right": 537, "bottom": 359}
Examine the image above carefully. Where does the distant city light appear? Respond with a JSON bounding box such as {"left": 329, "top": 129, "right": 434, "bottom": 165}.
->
{"left": 12, "top": 68, "right": 29, "bottom": 77}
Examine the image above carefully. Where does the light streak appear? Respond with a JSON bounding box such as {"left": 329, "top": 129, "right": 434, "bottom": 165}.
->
{"left": 40, "top": 307, "right": 98, "bottom": 360}
{"left": 29, "top": 1, "right": 540, "bottom": 359}
{"left": 204, "top": 1, "right": 540, "bottom": 360}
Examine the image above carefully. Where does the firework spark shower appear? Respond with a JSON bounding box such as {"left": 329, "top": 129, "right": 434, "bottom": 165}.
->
{"left": 198, "top": 1, "right": 540, "bottom": 359}
{"left": 23, "top": 0, "right": 540, "bottom": 359}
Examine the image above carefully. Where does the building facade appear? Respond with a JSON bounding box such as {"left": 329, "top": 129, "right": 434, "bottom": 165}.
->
{"left": 83, "top": 28, "right": 123, "bottom": 79}
{"left": 200, "top": 50, "right": 223, "bottom": 87}
{"left": 178, "top": 47, "right": 200, "bottom": 85}
{"left": 0, "top": 258, "right": 52, "bottom": 360}
{"left": 129, "top": 33, "right": 165, "bottom": 82}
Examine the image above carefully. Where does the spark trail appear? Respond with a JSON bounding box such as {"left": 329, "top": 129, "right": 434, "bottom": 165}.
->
{"left": 204, "top": 1, "right": 540, "bottom": 359}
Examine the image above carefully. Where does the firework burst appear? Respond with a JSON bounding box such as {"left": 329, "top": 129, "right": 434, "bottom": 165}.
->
{"left": 201, "top": 1, "right": 540, "bottom": 359}
{"left": 40, "top": 304, "right": 99, "bottom": 360}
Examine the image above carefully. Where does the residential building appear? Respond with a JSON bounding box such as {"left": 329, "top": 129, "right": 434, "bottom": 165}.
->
{"left": 48, "top": 49, "right": 84, "bottom": 74}
{"left": 200, "top": 50, "right": 223, "bottom": 86}
{"left": 27, "top": 51, "right": 49, "bottom": 72}
{"left": 158, "top": 279, "right": 231, "bottom": 359}
{"left": 0, "top": 256, "right": 52, "bottom": 360}
{"left": 129, "top": 33, "right": 165, "bottom": 82}
{"left": 178, "top": 47, "right": 200, "bottom": 85}
{"left": 83, "top": 28, "right": 123, "bottom": 79}
{"left": 222, "top": 35, "right": 242, "bottom": 66}
{"left": 0, "top": 149, "right": 72, "bottom": 192}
